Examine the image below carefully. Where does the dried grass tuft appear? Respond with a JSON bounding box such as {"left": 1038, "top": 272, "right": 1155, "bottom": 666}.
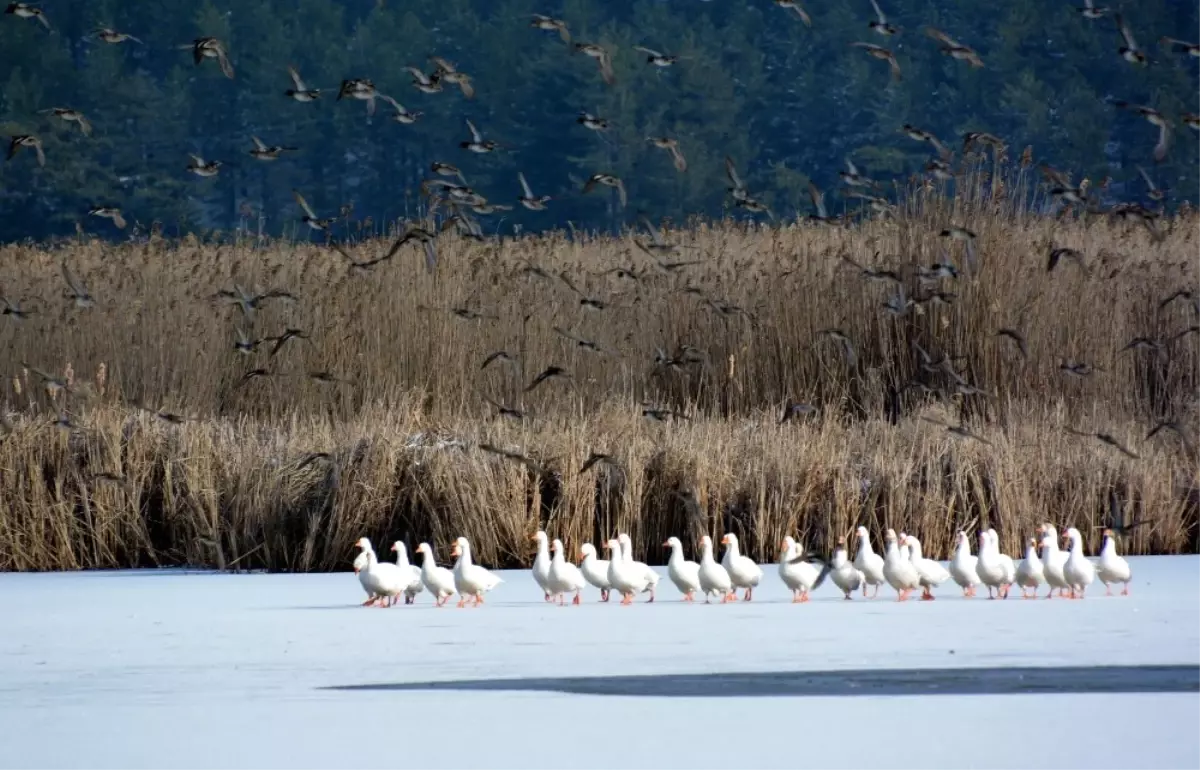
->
{"left": 0, "top": 173, "right": 1196, "bottom": 571}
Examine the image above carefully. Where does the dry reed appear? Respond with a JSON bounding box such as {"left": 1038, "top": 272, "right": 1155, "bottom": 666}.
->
{"left": 0, "top": 172, "right": 1196, "bottom": 571}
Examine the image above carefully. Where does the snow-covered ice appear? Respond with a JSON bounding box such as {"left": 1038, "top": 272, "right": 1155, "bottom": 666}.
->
{"left": 1, "top": 555, "right": 1197, "bottom": 769}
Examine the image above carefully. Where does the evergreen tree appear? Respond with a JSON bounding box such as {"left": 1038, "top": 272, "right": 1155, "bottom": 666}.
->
{"left": 0, "top": 0, "right": 1194, "bottom": 242}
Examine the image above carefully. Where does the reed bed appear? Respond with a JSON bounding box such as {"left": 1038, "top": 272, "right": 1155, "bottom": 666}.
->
{"left": 0, "top": 179, "right": 1197, "bottom": 571}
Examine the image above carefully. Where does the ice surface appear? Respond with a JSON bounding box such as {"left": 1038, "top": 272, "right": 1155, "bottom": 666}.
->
{"left": 1, "top": 555, "right": 1196, "bottom": 769}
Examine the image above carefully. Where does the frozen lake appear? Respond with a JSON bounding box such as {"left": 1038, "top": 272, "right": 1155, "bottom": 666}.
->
{"left": 2, "top": 555, "right": 1197, "bottom": 769}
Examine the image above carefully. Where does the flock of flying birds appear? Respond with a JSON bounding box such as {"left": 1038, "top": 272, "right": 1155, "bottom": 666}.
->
{"left": 2, "top": 0, "right": 1197, "bottom": 230}
{"left": 1, "top": 2, "right": 1198, "bottom": 463}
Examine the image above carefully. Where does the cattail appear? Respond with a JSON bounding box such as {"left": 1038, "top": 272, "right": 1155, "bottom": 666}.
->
{"left": 1019, "top": 145, "right": 1033, "bottom": 168}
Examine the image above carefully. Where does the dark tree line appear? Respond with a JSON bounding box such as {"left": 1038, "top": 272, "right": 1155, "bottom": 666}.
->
{"left": 0, "top": 0, "right": 1195, "bottom": 241}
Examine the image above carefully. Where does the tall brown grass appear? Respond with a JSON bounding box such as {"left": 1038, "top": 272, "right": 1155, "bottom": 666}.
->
{"left": 0, "top": 173, "right": 1197, "bottom": 571}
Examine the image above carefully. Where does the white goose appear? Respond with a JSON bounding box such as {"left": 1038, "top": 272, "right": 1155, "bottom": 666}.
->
{"left": 605, "top": 537, "right": 652, "bottom": 605}
{"left": 1038, "top": 524, "right": 1070, "bottom": 598}
{"left": 1014, "top": 537, "right": 1045, "bottom": 599}
{"left": 829, "top": 537, "right": 864, "bottom": 600}
{"left": 355, "top": 537, "right": 406, "bottom": 607}
{"left": 853, "top": 526, "right": 886, "bottom": 598}
{"left": 618, "top": 533, "right": 659, "bottom": 602}
{"left": 390, "top": 541, "right": 425, "bottom": 605}
{"left": 548, "top": 538, "right": 586, "bottom": 605}
{"left": 974, "top": 530, "right": 1008, "bottom": 599}
{"left": 948, "top": 531, "right": 981, "bottom": 598}
{"left": 1097, "top": 529, "right": 1133, "bottom": 596}
{"left": 779, "top": 536, "right": 822, "bottom": 603}
{"left": 882, "top": 529, "right": 921, "bottom": 601}
{"left": 578, "top": 543, "right": 612, "bottom": 601}
{"left": 451, "top": 536, "right": 503, "bottom": 607}
{"left": 415, "top": 542, "right": 456, "bottom": 607}
{"left": 989, "top": 529, "right": 1017, "bottom": 594}
{"left": 531, "top": 530, "right": 553, "bottom": 601}
{"left": 721, "top": 533, "right": 763, "bottom": 601}
{"left": 352, "top": 550, "right": 377, "bottom": 604}
{"left": 696, "top": 534, "right": 734, "bottom": 603}
{"left": 904, "top": 535, "right": 949, "bottom": 600}
{"left": 1062, "top": 527, "right": 1096, "bottom": 599}
{"left": 663, "top": 536, "right": 701, "bottom": 601}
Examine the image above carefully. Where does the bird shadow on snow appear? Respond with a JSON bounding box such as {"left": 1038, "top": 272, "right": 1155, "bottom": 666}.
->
{"left": 268, "top": 604, "right": 367, "bottom": 611}
{"left": 322, "top": 664, "right": 1198, "bottom": 698}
